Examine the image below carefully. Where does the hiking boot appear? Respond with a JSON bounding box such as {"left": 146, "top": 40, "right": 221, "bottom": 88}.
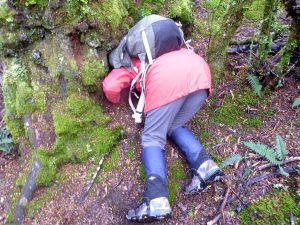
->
{"left": 126, "top": 197, "right": 172, "bottom": 222}
{"left": 185, "top": 159, "right": 224, "bottom": 194}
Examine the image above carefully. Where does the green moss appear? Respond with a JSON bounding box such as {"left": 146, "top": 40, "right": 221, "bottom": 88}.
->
{"left": 5, "top": 186, "right": 22, "bottom": 225}
{"left": 240, "top": 190, "right": 300, "bottom": 224}
{"left": 2, "top": 60, "right": 30, "bottom": 140}
{"left": 15, "top": 82, "right": 45, "bottom": 116}
{"left": 212, "top": 88, "right": 266, "bottom": 127}
{"left": 126, "top": 149, "right": 135, "bottom": 159}
{"left": 34, "top": 93, "right": 122, "bottom": 186}
{"left": 138, "top": 0, "right": 165, "bottom": 17}
{"left": 81, "top": 58, "right": 107, "bottom": 86}
{"left": 15, "top": 174, "right": 27, "bottom": 188}
{"left": 244, "top": 0, "right": 266, "bottom": 21}
{"left": 102, "top": 146, "right": 120, "bottom": 171}
{"left": 139, "top": 164, "right": 146, "bottom": 182}
{"left": 275, "top": 39, "right": 298, "bottom": 75}
{"left": 34, "top": 150, "right": 59, "bottom": 186}
{"left": 168, "top": 0, "right": 193, "bottom": 24}
{"left": 0, "top": 1, "right": 10, "bottom": 21}
{"left": 168, "top": 159, "right": 186, "bottom": 205}
{"left": 91, "top": 0, "right": 130, "bottom": 31}
{"left": 53, "top": 93, "right": 110, "bottom": 136}
{"left": 26, "top": 188, "right": 54, "bottom": 218}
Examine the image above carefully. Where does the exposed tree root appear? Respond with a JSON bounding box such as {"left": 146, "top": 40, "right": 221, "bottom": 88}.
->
{"left": 13, "top": 160, "right": 42, "bottom": 224}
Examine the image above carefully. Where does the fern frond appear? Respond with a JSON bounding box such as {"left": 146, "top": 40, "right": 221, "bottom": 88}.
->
{"left": 221, "top": 154, "right": 242, "bottom": 168}
{"left": 275, "top": 134, "right": 288, "bottom": 161}
{"left": 247, "top": 74, "right": 262, "bottom": 98}
{"left": 0, "top": 127, "right": 13, "bottom": 154}
{"left": 243, "top": 141, "right": 281, "bottom": 165}
{"left": 279, "top": 166, "right": 289, "bottom": 177}
{"left": 292, "top": 96, "right": 300, "bottom": 108}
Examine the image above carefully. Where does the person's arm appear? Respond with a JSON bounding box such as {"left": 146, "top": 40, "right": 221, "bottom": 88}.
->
{"left": 102, "top": 67, "right": 137, "bottom": 103}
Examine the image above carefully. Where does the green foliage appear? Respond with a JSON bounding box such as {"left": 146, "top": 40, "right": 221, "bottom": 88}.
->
{"left": 168, "top": 160, "right": 186, "bottom": 205}
{"left": 244, "top": 0, "right": 267, "bottom": 20}
{"left": 199, "top": 0, "right": 231, "bottom": 37}
{"left": 0, "top": 1, "right": 13, "bottom": 23}
{"left": 247, "top": 74, "right": 263, "bottom": 97}
{"left": 275, "top": 39, "right": 298, "bottom": 75}
{"left": 2, "top": 59, "right": 30, "bottom": 140}
{"left": 243, "top": 134, "right": 290, "bottom": 176}
{"left": 239, "top": 190, "right": 300, "bottom": 224}
{"left": 243, "top": 142, "right": 282, "bottom": 165}
{"left": 24, "top": 0, "right": 48, "bottom": 7}
{"left": 292, "top": 96, "right": 300, "bottom": 108}
{"left": 168, "top": 0, "right": 193, "bottom": 24}
{"left": 221, "top": 154, "right": 242, "bottom": 168}
{"left": 0, "top": 126, "right": 14, "bottom": 154}
{"left": 258, "top": 34, "right": 273, "bottom": 63}
{"left": 81, "top": 58, "right": 107, "bottom": 86}
{"left": 275, "top": 134, "right": 287, "bottom": 161}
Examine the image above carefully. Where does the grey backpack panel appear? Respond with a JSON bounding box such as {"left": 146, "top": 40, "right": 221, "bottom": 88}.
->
{"left": 126, "top": 15, "right": 167, "bottom": 59}
{"left": 108, "top": 37, "right": 132, "bottom": 69}
{"left": 109, "top": 14, "right": 183, "bottom": 69}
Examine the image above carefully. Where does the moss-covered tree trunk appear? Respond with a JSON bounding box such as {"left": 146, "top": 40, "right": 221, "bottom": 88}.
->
{"left": 274, "top": 0, "right": 300, "bottom": 75}
{"left": 258, "top": 0, "right": 279, "bottom": 63}
{"left": 207, "top": 0, "right": 255, "bottom": 81}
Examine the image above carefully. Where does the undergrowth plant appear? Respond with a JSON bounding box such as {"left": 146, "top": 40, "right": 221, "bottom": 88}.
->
{"left": 292, "top": 96, "right": 300, "bottom": 108}
{"left": 0, "top": 126, "right": 14, "bottom": 154}
{"left": 243, "top": 134, "right": 289, "bottom": 176}
{"left": 222, "top": 134, "right": 290, "bottom": 176}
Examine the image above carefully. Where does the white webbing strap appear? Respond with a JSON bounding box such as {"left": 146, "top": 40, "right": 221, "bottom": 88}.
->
{"left": 129, "top": 61, "right": 144, "bottom": 117}
{"left": 141, "top": 29, "right": 153, "bottom": 64}
{"left": 175, "top": 22, "right": 194, "bottom": 51}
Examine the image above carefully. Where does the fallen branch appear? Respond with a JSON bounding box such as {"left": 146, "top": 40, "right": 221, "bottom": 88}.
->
{"left": 78, "top": 155, "right": 105, "bottom": 204}
{"left": 258, "top": 157, "right": 300, "bottom": 171}
{"left": 207, "top": 184, "right": 230, "bottom": 225}
{"left": 243, "top": 166, "right": 299, "bottom": 188}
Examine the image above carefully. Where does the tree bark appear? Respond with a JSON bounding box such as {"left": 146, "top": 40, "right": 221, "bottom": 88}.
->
{"left": 207, "top": 0, "right": 255, "bottom": 81}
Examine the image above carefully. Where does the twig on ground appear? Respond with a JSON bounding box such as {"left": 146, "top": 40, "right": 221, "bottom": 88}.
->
{"left": 78, "top": 154, "right": 105, "bottom": 204}
{"left": 258, "top": 157, "right": 300, "bottom": 171}
{"left": 243, "top": 166, "right": 299, "bottom": 188}
{"left": 207, "top": 184, "right": 230, "bottom": 225}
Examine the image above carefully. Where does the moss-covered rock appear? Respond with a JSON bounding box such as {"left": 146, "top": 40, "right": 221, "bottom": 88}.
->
{"left": 167, "top": 0, "right": 193, "bottom": 24}
{"left": 80, "top": 57, "right": 107, "bottom": 87}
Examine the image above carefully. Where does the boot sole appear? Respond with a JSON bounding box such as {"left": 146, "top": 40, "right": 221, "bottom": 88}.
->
{"left": 128, "top": 212, "right": 172, "bottom": 222}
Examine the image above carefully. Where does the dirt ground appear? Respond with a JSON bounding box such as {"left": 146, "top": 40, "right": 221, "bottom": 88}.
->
{"left": 1, "top": 12, "right": 300, "bottom": 225}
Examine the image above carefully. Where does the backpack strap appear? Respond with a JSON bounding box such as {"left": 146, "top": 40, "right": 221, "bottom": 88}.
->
{"left": 129, "top": 27, "right": 154, "bottom": 123}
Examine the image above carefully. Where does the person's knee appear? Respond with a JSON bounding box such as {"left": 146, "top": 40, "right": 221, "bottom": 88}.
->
{"left": 142, "top": 133, "right": 166, "bottom": 149}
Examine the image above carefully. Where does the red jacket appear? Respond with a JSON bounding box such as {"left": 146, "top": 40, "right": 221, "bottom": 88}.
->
{"left": 103, "top": 48, "right": 212, "bottom": 113}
